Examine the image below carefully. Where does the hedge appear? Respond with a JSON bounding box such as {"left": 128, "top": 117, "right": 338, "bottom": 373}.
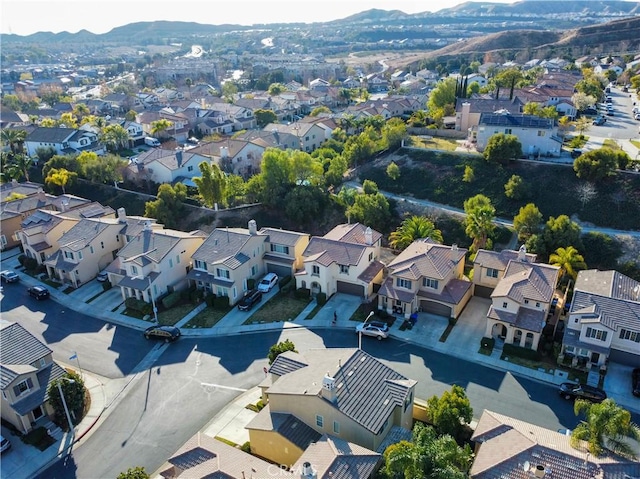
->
{"left": 279, "top": 275, "right": 292, "bottom": 287}
{"left": 480, "top": 337, "right": 495, "bottom": 349}
{"left": 101, "top": 281, "right": 112, "bottom": 291}
{"left": 295, "top": 288, "right": 310, "bottom": 299}
{"left": 502, "top": 343, "right": 541, "bottom": 361}
{"left": 125, "top": 297, "right": 152, "bottom": 315}
{"left": 281, "top": 281, "right": 295, "bottom": 294}
{"left": 316, "top": 292, "right": 327, "bottom": 306}
{"left": 205, "top": 294, "right": 216, "bottom": 307}
{"left": 162, "top": 291, "right": 182, "bottom": 309}
{"left": 190, "top": 289, "right": 203, "bottom": 303}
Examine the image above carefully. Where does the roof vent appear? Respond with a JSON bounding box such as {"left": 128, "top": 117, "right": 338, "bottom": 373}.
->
{"left": 533, "top": 464, "right": 546, "bottom": 478}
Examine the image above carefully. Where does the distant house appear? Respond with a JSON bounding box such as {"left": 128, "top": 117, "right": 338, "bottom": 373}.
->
{"left": 377, "top": 239, "right": 471, "bottom": 319}
{"left": 124, "top": 148, "right": 211, "bottom": 185}
{"left": 24, "top": 127, "right": 105, "bottom": 157}
{"left": 0, "top": 321, "right": 67, "bottom": 434}
{"left": 189, "top": 138, "right": 266, "bottom": 177}
{"left": 455, "top": 97, "right": 525, "bottom": 132}
{"left": 471, "top": 410, "right": 640, "bottom": 479}
{"left": 560, "top": 269, "right": 640, "bottom": 368}
{"left": 475, "top": 112, "right": 562, "bottom": 157}
{"left": 262, "top": 122, "right": 326, "bottom": 153}
{"left": 295, "top": 223, "right": 384, "bottom": 299}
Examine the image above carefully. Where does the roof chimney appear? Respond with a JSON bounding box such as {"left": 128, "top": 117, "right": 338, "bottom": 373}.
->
{"left": 144, "top": 220, "right": 152, "bottom": 231}
{"left": 533, "top": 464, "right": 546, "bottom": 478}
{"left": 518, "top": 244, "right": 527, "bottom": 262}
{"left": 321, "top": 373, "right": 337, "bottom": 403}
{"left": 248, "top": 219, "right": 257, "bottom": 235}
{"left": 176, "top": 150, "right": 183, "bottom": 167}
{"left": 117, "top": 207, "right": 127, "bottom": 223}
{"left": 300, "top": 462, "right": 317, "bottom": 479}
{"left": 365, "top": 226, "right": 373, "bottom": 245}
{"left": 451, "top": 243, "right": 458, "bottom": 252}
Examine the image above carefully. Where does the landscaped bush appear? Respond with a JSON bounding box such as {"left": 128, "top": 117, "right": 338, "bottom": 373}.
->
{"left": 213, "top": 295, "right": 229, "bottom": 308}
{"left": 205, "top": 294, "right": 216, "bottom": 307}
{"left": 316, "top": 292, "right": 327, "bottom": 306}
{"left": 125, "top": 297, "right": 152, "bottom": 316}
{"left": 189, "top": 289, "right": 203, "bottom": 303}
{"left": 481, "top": 337, "right": 495, "bottom": 349}
{"left": 502, "top": 343, "right": 541, "bottom": 361}
{"left": 101, "top": 280, "right": 112, "bottom": 291}
{"left": 18, "top": 254, "right": 26, "bottom": 267}
{"left": 280, "top": 281, "right": 295, "bottom": 294}
{"left": 247, "top": 278, "right": 256, "bottom": 289}
{"left": 161, "top": 291, "right": 182, "bottom": 309}
{"left": 294, "top": 288, "right": 311, "bottom": 299}
{"left": 23, "top": 257, "right": 38, "bottom": 271}
{"left": 241, "top": 441, "right": 251, "bottom": 453}
{"left": 279, "top": 275, "right": 292, "bottom": 287}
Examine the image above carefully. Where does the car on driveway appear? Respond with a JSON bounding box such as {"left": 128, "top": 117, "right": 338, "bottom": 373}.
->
{"left": 257, "top": 273, "right": 278, "bottom": 293}
{"left": 144, "top": 325, "right": 181, "bottom": 342}
{"left": 0, "top": 270, "right": 19, "bottom": 283}
{"left": 27, "top": 285, "right": 50, "bottom": 300}
{"left": 237, "top": 289, "right": 262, "bottom": 311}
{"left": 355, "top": 321, "right": 389, "bottom": 340}
{"left": 632, "top": 368, "right": 640, "bottom": 397}
{"left": 96, "top": 270, "right": 109, "bottom": 282}
{"left": 558, "top": 382, "right": 607, "bottom": 402}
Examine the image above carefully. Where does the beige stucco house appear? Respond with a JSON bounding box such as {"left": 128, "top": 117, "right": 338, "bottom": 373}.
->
{"left": 473, "top": 246, "right": 537, "bottom": 298}
{"left": 377, "top": 239, "right": 471, "bottom": 319}
{"left": 249, "top": 348, "right": 416, "bottom": 462}
{"left": 0, "top": 321, "right": 67, "bottom": 434}
{"left": 560, "top": 270, "right": 640, "bottom": 368}
{"left": 125, "top": 148, "right": 212, "bottom": 185}
{"left": 295, "top": 223, "right": 384, "bottom": 300}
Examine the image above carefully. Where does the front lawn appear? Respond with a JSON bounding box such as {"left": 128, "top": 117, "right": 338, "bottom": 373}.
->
{"left": 183, "top": 304, "right": 233, "bottom": 328}
{"left": 21, "top": 427, "right": 56, "bottom": 451}
{"left": 243, "top": 294, "right": 311, "bottom": 325}
{"left": 157, "top": 302, "right": 199, "bottom": 326}
{"left": 409, "top": 136, "right": 459, "bottom": 151}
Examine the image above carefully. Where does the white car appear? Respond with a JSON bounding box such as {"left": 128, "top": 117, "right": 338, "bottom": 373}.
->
{"left": 0, "top": 270, "right": 19, "bottom": 283}
{"left": 257, "top": 273, "right": 278, "bottom": 292}
{"left": 355, "top": 321, "right": 390, "bottom": 340}
{"left": 0, "top": 435, "right": 11, "bottom": 453}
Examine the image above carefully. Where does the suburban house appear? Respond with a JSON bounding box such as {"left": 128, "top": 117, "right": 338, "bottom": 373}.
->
{"left": 455, "top": 97, "right": 525, "bottom": 133}
{"left": 474, "top": 112, "right": 562, "bottom": 157}
{"left": 472, "top": 246, "right": 537, "bottom": 298}
{"left": 19, "top": 202, "right": 115, "bottom": 265}
{"left": 187, "top": 220, "right": 269, "bottom": 305}
{"left": 263, "top": 122, "right": 326, "bottom": 153}
{"left": 124, "top": 148, "right": 211, "bottom": 185}
{"left": 294, "top": 223, "right": 384, "bottom": 299}
{"left": 115, "top": 223, "right": 206, "bottom": 304}
{"left": 24, "top": 126, "right": 106, "bottom": 157}
{"left": 249, "top": 348, "right": 415, "bottom": 461}
{"left": 137, "top": 110, "right": 190, "bottom": 143}
{"left": 0, "top": 321, "right": 67, "bottom": 434}
{"left": 470, "top": 410, "right": 640, "bottom": 479}
{"left": 377, "top": 239, "right": 471, "bottom": 319}
{"left": 259, "top": 226, "right": 310, "bottom": 279}
{"left": 560, "top": 270, "right": 640, "bottom": 368}
{"left": 484, "top": 248, "right": 560, "bottom": 350}
{"left": 115, "top": 120, "right": 145, "bottom": 147}
{"left": 190, "top": 138, "right": 266, "bottom": 177}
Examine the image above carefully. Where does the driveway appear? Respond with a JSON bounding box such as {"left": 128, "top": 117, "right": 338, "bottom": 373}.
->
{"left": 604, "top": 363, "right": 640, "bottom": 412}
{"left": 446, "top": 297, "right": 492, "bottom": 356}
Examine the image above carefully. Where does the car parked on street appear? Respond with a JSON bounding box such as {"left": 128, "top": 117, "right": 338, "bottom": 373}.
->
{"left": 257, "top": 273, "right": 278, "bottom": 293}
{"left": 144, "top": 325, "right": 181, "bottom": 342}
{"left": 237, "top": 289, "right": 262, "bottom": 311}
{"left": 27, "top": 285, "right": 50, "bottom": 300}
{"left": 570, "top": 149, "right": 582, "bottom": 159}
{"left": 632, "top": 368, "right": 640, "bottom": 397}
{"left": 0, "top": 270, "right": 19, "bottom": 283}
{"left": 558, "top": 382, "right": 607, "bottom": 402}
{"left": 592, "top": 116, "right": 606, "bottom": 126}
{"left": 0, "top": 435, "right": 11, "bottom": 453}
{"left": 355, "top": 321, "right": 390, "bottom": 340}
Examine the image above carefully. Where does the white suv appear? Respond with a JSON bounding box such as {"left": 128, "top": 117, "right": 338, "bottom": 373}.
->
{"left": 257, "top": 273, "right": 278, "bottom": 292}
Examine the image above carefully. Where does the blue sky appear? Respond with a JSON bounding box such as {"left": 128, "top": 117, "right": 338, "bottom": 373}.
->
{"left": 2, "top": 0, "right": 521, "bottom": 36}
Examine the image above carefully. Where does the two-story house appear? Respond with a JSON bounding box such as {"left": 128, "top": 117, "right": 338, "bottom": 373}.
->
{"left": 116, "top": 223, "right": 206, "bottom": 304}
{"left": 473, "top": 246, "right": 537, "bottom": 298}
{"left": 190, "top": 138, "right": 266, "bottom": 177}
{"left": 484, "top": 250, "right": 560, "bottom": 350}
{"left": 560, "top": 270, "right": 640, "bottom": 368}
{"left": 0, "top": 321, "right": 67, "bottom": 434}
{"left": 263, "top": 122, "right": 326, "bottom": 153}
{"left": 259, "top": 226, "right": 310, "bottom": 279}
{"left": 124, "top": 148, "right": 211, "bottom": 185}
{"left": 455, "top": 97, "right": 525, "bottom": 133}
{"left": 248, "top": 348, "right": 415, "bottom": 464}
{"left": 377, "top": 239, "right": 471, "bottom": 319}
{"left": 24, "top": 127, "right": 105, "bottom": 157}
{"left": 295, "top": 223, "right": 384, "bottom": 300}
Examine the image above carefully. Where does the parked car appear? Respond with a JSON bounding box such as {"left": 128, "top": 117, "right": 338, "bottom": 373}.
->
{"left": 27, "top": 285, "right": 50, "bottom": 300}
{"left": 355, "top": 321, "right": 390, "bottom": 340}
{"left": 257, "top": 273, "right": 278, "bottom": 293}
{"left": 144, "top": 325, "right": 181, "bottom": 342}
{"left": 0, "top": 270, "right": 19, "bottom": 283}
{"left": 558, "top": 382, "right": 607, "bottom": 402}
{"left": 634, "top": 113, "right": 640, "bottom": 121}
{"left": 606, "top": 110, "right": 614, "bottom": 116}
{"left": 0, "top": 435, "right": 11, "bottom": 453}
{"left": 237, "top": 289, "right": 262, "bottom": 311}
{"left": 96, "top": 270, "right": 109, "bottom": 282}
{"left": 632, "top": 368, "right": 640, "bottom": 397}
{"left": 592, "top": 117, "right": 606, "bottom": 126}
{"left": 570, "top": 149, "right": 582, "bottom": 159}
{"left": 557, "top": 428, "right": 572, "bottom": 436}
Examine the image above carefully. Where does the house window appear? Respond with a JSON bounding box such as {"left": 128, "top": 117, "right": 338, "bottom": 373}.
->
{"left": 535, "top": 302, "right": 540, "bottom": 308}
{"left": 90, "top": 246, "right": 94, "bottom": 254}
{"left": 333, "top": 421, "right": 340, "bottom": 434}
{"left": 312, "top": 265, "right": 320, "bottom": 276}
{"left": 194, "top": 260, "right": 207, "bottom": 271}
{"left": 14, "top": 378, "right": 33, "bottom": 397}
{"left": 131, "top": 265, "right": 138, "bottom": 275}
{"left": 101, "top": 241, "right": 104, "bottom": 249}
{"left": 369, "top": 252, "right": 373, "bottom": 261}
{"left": 397, "top": 278, "right": 412, "bottom": 289}
{"left": 538, "top": 130, "right": 545, "bottom": 137}
{"left": 502, "top": 302, "right": 508, "bottom": 309}
{"left": 619, "top": 329, "right": 640, "bottom": 342}
{"left": 216, "top": 268, "right": 230, "bottom": 279}
{"left": 270, "top": 244, "right": 289, "bottom": 254}
{"left": 187, "top": 165, "right": 193, "bottom": 172}
{"left": 64, "top": 251, "right": 74, "bottom": 259}
{"left": 524, "top": 299, "right": 529, "bottom": 304}
{"left": 486, "top": 268, "right": 498, "bottom": 278}
{"left": 339, "top": 264, "right": 349, "bottom": 274}
{"left": 316, "top": 415, "right": 324, "bottom": 428}
{"left": 39, "top": 358, "right": 46, "bottom": 367}
{"left": 216, "top": 287, "right": 229, "bottom": 297}
{"left": 586, "top": 327, "right": 607, "bottom": 341}
{"left": 505, "top": 128, "right": 512, "bottom": 135}
{"left": 78, "top": 251, "right": 83, "bottom": 260}
{"left": 423, "top": 278, "right": 438, "bottom": 289}
{"left": 176, "top": 255, "right": 180, "bottom": 264}
{"left": 251, "top": 265, "right": 258, "bottom": 276}
{"left": 169, "top": 259, "right": 173, "bottom": 268}
{"left": 0, "top": 235, "right": 6, "bottom": 247}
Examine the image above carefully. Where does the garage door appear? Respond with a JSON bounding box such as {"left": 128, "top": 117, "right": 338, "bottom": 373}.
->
{"left": 420, "top": 300, "right": 452, "bottom": 318}
{"left": 266, "top": 263, "right": 291, "bottom": 279}
{"left": 609, "top": 349, "right": 640, "bottom": 367}
{"left": 474, "top": 285, "right": 494, "bottom": 298}
{"left": 337, "top": 281, "right": 364, "bottom": 297}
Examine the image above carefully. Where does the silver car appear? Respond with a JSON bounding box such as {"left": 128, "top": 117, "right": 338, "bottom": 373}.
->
{"left": 355, "top": 321, "right": 390, "bottom": 340}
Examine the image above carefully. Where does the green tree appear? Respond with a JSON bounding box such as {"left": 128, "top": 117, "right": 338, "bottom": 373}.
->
{"left": 362, "top": 179, "right": 378, "bottom": 195}
{"left": 494, "top": 68, "right": 523, "bottom": 100}
{"left": 35, "top": 146, "right": 57, "bottom": 163}
{"left": 573, "top": 148, "right": 619, "bottom": 181}
{"left": 82, "top": 154, "right": 126, "bottom": 184}
{"left": 573, "top": 117, "right": 592, "bottom": 138}
{"left": 47, "top": 371, "right": 85, "bottom": 430}
{"left": 386, "top": 161, "right": 400, "bottom": 180}
{"left": 581, "top": 232, "right": 622, "bottom": 271}
{"left": 346, "top": 192, "right": 391, "bottom": 232}
{"left": 513, "top": 203, "right": 543, "bottom": 241}
{"left": 290, "top": 150, "right": 323, "bottom": 186}
{"left": 267, "top": 82, "right": 286, "bottom": 95}
{"left": 144, "top": 183, "right": 187, "bottom": 228}
{"left": 45, "top": 167, "right": 77, "bottom": 194}
{"left": 254, "top": 109, "right": 278, "bottom": 128}
{"left": 541, "top": 215, "right": 583, "bottom": 261}
{"left": 259, "top": 148, "right": 294, "bottom": 206}
{"left": 224, "top": 174, "right": 246, "bottom": 207}
{"left": 117, "top": 467, "right": 150, "bottom": 479}
{"left": 42, "top": 154, "right": 81, "bottom": 178}
{"left": 483, "top": 133, "right": 522, "bottom": 164}
{"left": 284, "top": 187, "right": 328, "bottom": 225}
{"left": 268, "top": 339, "right": 297, "bottom": 364}
{"left": 504, "top": 174, "right": 529, "bottom": 200}
{"left": 124, "top": 110, "right": 137, "bottom": 122}
{"left": 427, "top": 77, "right": 457, "bottom": 119}
{"left": 324, "top": 154, "right": 348, "bottom": 187}
{"left": 310, "top": 106, "right": 331, "bottom": 116}
{"left": 193, "top": 162, "right": 227, "bottom": 208}
{"left": 389, "top": 216, "right": 443, "bottom": 250}
{"left": 221, "top": 81, "right": 238, "bottom": 102}
{"left": 101, "top": 124, "right": 130, "bottom": 152}
{"left": 381, "top": 118, "right": 407, "bottom": 150}
{"left": 342, "top": 133, "right": 375, "bottom": 167}
{"left": 185, "top": 77, "right": 193, "bottom": 99}
{"left": 571, "top": 399, "right": 640, "bottom": 460}
{"left": 426, "top": 385, "right": 473, "bottom": 441}
{"left": 150, "top": 118, "right": 173, "bottom": 138}
{"left": 464, "top": 194, "right": 496, "bottom": 251}
{"left": 549, "top": 246, "right": 587, "bottom": 282}
{"left": 5, "top": 153, "right": 33, "bottom": 182}
{"left": 1, "top": 128, "right": 27, "bottom": 154}
{"left": 572, "top": 92, "right": 598, "bottom": 111}
{"left": 462, "top": 165, "right": 475, "bottom": 183}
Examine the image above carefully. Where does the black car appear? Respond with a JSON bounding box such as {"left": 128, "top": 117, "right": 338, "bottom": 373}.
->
{"left": 237, "top": 289, "right": 262, "bottom": 311}
{"left": 28, "top": 285, "right": 50, "bottom": 300}
{"left": 144, "top": 325, "right": 181, "bottom": 342}
{"left": 570, "top": 149, "right": 582, "bottom": 159}
{"left": 559, "top": 382, "right": 607, "bottom": 402}
{"left": 632, "top": 368, "right": 640, "bottom": 398}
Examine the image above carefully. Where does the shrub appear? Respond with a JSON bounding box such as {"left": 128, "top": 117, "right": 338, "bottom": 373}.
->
{"left": 256, "top": 399, "right": 265, "bottom": 411}
{"left": 102, "top": 281, "right": 112, "bottom": 291}
{"left": 189, "top": 289, "right": 203, "bottom": 303}
{"left": 125, "top": 297, "right": 152, "bottom": 316}
{"left": 247, "top": 278, "right": 256, "bottom": 289}
{"left": 204, "top": 294, "right": 216, "bottom": 308}
{"left": 481, "top": 337, "right": 495, "bottom": 349}
{"left": 240, "top": 441, "right": 251, "bottom": 453}
{"left": 161, "top": 291, "right": 182, "bottom": 309}
{"left": 502, "top": 343, "right": 541, "bottom": 361}
{"left": 23, "top": 257, "right": 38, "bottom": 271}
{"left": 316, "top": 292, "right": 327, "bottom": 306}
{"left": 279, "top": 275, "right": 292, "bottom": 287}
{"left": 281, "top": 281, "right": 295, "bottom": 294}
{"left": 294, "top": 288, "right": 310, "bottom": 299}
{"left": 214, "top": 295, "right": 229, "bottom": 308}
{"left": 18, "top": 254, "right": 26, "bottom": 266}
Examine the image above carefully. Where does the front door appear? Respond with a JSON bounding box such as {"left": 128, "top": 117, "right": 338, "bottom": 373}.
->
{"left": 591, "top": 352, "right": 600, "bottom": 364}
{"left": 32, "top": 405, "right": 44, "bottom": 420}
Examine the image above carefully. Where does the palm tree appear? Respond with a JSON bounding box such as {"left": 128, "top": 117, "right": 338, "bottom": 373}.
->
{"left": 0, "top": 128, "right": 27, "bottom": 154}
{"left": 6, "top": 153, "right": 33, "bottom": 182}
{"left": 549, "top": 246, "right": 587, "bottom": 282}
{"left": 150, "top": 118, "right": 173, "bottom": 138}
{"left": 571, "top": 398, "right": 640, "bottom": 460}
{"left": 464, "top": 194, "right": 496, "bottom": 252}
{"left": 185, "top": 78, "right": 193, "bottom": 100}
{"left": 389, "top": 216, "right": 443, "bottom": 250}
